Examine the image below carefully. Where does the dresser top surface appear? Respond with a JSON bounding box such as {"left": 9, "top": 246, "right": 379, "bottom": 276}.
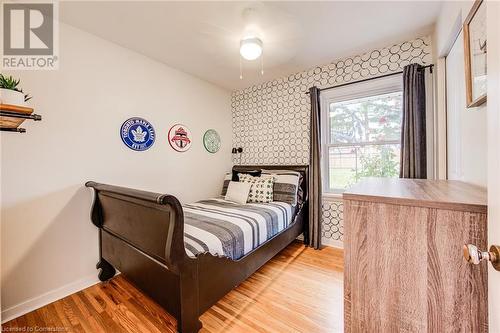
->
{"left": 343, "top": 178, "right": 487, "bottom": 213}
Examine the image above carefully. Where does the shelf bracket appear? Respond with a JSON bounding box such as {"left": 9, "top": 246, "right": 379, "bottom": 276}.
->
{"left": 0, "top": 111, "right": 42, "bottom": 121}
{"left": 0, "top": 127, "right": 26, "bottom": 133}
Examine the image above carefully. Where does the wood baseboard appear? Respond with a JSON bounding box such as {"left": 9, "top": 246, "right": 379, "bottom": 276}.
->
{"left": 1, "top": 274, "right": 101, "bottom": 323}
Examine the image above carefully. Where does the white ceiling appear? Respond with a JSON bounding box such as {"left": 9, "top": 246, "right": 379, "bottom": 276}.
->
{"left": 60, "top": 1, "right": 442, "bottom": 91}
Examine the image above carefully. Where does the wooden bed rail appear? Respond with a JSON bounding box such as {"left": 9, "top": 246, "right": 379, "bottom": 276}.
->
{"left": 85, "top": 181, "right": 187, "bottom": 273}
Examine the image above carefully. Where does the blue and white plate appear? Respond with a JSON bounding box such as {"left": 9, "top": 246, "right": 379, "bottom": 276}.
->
{"left": 120, "top": 117, "right": 155, "bottom": 151}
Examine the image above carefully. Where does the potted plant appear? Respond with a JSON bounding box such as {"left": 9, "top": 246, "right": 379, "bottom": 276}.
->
{"left": 0, "top": 74, "right": 32, "bottom": 106}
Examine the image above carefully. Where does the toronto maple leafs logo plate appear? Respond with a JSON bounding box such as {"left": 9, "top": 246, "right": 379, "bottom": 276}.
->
{"left": 120, "top": 117, "right": 156, "bottom": 151}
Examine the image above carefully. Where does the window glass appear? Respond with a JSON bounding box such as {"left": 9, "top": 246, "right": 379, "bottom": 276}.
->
{"left": 324, "top": 89, "right": 403, "bottom": 193}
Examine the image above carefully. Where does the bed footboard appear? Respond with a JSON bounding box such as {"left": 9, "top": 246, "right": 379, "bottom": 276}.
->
{"left": 86, "top": 181, "right": 187, "bottom": 270}
{"left": 85, "top": 181, "right": 201, "bottom": 333}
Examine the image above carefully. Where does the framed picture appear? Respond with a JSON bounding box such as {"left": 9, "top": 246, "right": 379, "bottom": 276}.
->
{"left": 463, "top": 0, "right": 487, "bottom": 108}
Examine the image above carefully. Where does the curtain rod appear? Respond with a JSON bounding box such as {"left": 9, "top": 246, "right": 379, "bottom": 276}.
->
{"left": 305, "top": 64, "right": 434, "bottom": 95}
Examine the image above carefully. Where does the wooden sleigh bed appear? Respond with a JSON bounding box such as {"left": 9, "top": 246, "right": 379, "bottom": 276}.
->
{"left": 85, "top": 165, "right": 309, "bottom": 333}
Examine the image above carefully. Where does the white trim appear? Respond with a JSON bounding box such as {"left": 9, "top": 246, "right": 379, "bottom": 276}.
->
{"left": 435, "top": 57, "right": 448, "bottom": 180}
{"left": 425, "top": 69, "right": 436, "bottom": 180}
{"left": 321, "top": 74, "right": 404, "bottom": 104}
{"left": 445, "top": 32, "right": 465, "bottom": 181}
{"left": 435, "top": 10, "right": 463, "bottom": 179}
{"left": 322, "top": 237, "right": 344, "bottom": 249}
{"left": 1, "top": 274, "right": 101, "bottom": 323}
{"left": 323, "top": 193, "right": 343, "bottom": 201}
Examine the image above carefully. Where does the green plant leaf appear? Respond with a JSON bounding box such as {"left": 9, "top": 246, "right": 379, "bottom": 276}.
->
{"left": 0, "top": 74, "right": 31, "bottom": 101}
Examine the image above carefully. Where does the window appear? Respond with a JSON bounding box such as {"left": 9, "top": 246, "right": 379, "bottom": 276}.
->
{"left": 321, "top": 75, "right": 403, "bottom": 193}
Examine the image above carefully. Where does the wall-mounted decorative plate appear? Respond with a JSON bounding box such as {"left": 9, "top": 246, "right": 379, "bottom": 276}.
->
{"left": 203, "top": 129, "right": 221, "bottom": 153}
{"left": 120, "top": 117, "right": 155, "bottom": 151}
{"left": 168, "top": 124, "right": 192, "bottom": 152}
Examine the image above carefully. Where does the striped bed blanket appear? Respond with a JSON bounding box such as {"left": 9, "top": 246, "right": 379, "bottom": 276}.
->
{"left": 182, "top": 198, "right": 295, "bottom": 260}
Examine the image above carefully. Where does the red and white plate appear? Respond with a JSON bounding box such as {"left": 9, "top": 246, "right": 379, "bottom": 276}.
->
{"left": 168, "top": 124, "right": 192, "bottom": 152}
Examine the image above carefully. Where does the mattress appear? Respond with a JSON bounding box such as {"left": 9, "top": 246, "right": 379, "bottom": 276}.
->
{"left": 182, "top": 198, "right": 294, "bottom": 260}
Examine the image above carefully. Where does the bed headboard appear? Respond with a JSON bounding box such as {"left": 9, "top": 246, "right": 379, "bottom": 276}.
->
{"left": 232, "top": 165, "right": 309, "bottom": 205}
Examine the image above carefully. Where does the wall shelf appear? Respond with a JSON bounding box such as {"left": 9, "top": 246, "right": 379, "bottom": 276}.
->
{"left": 0, "top": 103, "right": 42, "bottom": 133}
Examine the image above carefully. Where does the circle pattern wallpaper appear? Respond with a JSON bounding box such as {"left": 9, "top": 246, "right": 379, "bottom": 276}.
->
{"left": 322, "top": 200, "right": 344, "bottom": 241}
{"left": 231, "top": 36, "right": 432, "bottom": 242}
{"left": 231, "top": 36, "right": 432, "bottom": 166}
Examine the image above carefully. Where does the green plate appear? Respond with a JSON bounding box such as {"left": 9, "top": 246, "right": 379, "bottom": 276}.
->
{"left": 203, "top": 129, "right": 221, "bottom": 153}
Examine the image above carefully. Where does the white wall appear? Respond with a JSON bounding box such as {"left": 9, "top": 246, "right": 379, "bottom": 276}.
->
{"left": 435, "top": 0, "right": 487, "bottom": 187}
{"left": 445, "top": 31, "right": 487, "bottom": 187}
{"left": 435, "top": 1, "right": 474, "bottom": 57}
{"left": 0, "top": 23, "right": 232, "bottom": 321}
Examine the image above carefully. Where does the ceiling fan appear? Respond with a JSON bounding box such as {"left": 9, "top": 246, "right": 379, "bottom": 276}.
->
{"left": 197, "top": 3, "right": 303, "bottom": 80}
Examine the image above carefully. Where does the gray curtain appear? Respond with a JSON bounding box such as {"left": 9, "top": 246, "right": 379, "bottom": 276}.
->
{"left": 400, "top": 64, "right": 427, "bottom": 179}
{"left": 308, "top": 86, "right": 322, "bottom": 249}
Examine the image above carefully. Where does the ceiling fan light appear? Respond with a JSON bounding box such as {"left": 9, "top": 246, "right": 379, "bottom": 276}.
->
{"left": 240, "top": 37, "right": 263, "bottom": 61}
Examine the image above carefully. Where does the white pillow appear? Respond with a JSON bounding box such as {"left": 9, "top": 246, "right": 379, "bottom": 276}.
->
{"left": 225, "top": 181, "right": 252, "bottom": 204}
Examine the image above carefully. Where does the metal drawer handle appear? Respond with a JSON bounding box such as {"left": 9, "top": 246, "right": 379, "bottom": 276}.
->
{"left": 463, "top": 244, "right": 500, "bottom": 271}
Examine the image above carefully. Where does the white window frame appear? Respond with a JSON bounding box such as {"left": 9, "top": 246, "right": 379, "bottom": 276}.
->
{"left": 320, "top": 74, "right": 404, "bottom": 194}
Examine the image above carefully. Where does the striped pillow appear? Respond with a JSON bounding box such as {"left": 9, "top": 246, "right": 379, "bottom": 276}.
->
{"left": 261, "top": 169, "right": 301, "bottom": 206}
{"left": 220, "top": 172, "right": 232, "bottom": 196}
{"left": 238, "top": 174, "right": 275, "bottom": 203}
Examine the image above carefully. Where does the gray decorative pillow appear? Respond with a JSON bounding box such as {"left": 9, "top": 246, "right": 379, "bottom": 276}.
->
{"left": 261, "top": 169, "right": 301, "bottom": 206}
{"left": 220, "top": 172, "right": 232, "bottom": 196}
{"left": 239, "top": 174, "right": 274, "bottom": 203}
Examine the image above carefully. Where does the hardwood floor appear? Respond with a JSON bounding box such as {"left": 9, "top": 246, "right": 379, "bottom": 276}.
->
{"left": 2, "top": 241, "right": 344, "bottom": 333}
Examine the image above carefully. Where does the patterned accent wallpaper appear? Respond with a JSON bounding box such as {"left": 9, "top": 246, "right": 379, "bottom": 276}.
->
{"left": 231, "top": 36, "right": 433, "bottom": 245}
{"left": 322, "top": 200, "right": 343, "bottom": 241}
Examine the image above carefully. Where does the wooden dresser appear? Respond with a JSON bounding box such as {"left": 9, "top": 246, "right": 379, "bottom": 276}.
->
{"left": 343, "top": 178, "right": 488, "bottom": 332}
